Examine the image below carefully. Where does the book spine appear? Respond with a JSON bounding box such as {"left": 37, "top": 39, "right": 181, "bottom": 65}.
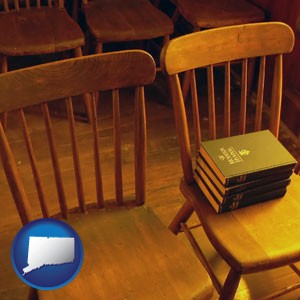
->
{"left": 219, "top": 188, "right": 287, "bottom": 213}
{"left": 222, "top": 178, "right": 291, "bottom": 204}
{"left": 196, "top": 159, "right": 292, "bottom": 196}
{"left": 226, "top": 164, "right": 295, "bottom": 186}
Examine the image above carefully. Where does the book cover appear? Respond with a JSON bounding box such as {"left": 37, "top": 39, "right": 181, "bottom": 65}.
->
{"left": 194, "top": 167, "right": 291, "bottom": 204}
{"left": 198, "top": 130, "right": 296, "bottom": 186}
{"left": 195, "top": 159, "right": 293, "bottom": 196}
{"left": 194, "top": 173, "right": 287, "bottom": 213}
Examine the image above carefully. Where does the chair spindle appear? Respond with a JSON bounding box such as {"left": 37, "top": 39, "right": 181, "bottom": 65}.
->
{"left": 3, "top": 0, "right": 9, "bottom": 12}
{"left": 0, "top": 121, "right": 32, "bottom": 225}
{"left": 13, "top": 0, "right": 20, "bottom": 11}
{"left": 270, "top": 54, "right": 283, "bottom": 138}
{"left": 65, "top": 97, "right": 86, "bottom": 213}
{"left": 239, "top": 58, "right": 248, "bottom": 134}
{"left": 25, "top": 0, "right": 30, "bottom": 9}
{"left": 224, "top": 61, "right": 231, "bottom": 137}
{"left": 41, "top": 102, "right": 68, "bottom": 218}
{"left": 90, "top": 93, "right": 104, "bottom": 208}
{"left": 255, "top": 56, "right": 266, "bottom": 131}
{"left": 113, "top": 89, "right": 123, "bottom": 205}
{"left": 190, "top": 69, "right": 201, "bottom": 152}
{"left": 170, "top": 74, "right": 194, "bottom": 184}
{"left": 19, "top": 109, "right": 50, "bottom": 218}
{"left": 207, "top": 65, "right": 216, "bottom": 139}
{"left": 134, "top": 86, "right": 146, "bottom": 205}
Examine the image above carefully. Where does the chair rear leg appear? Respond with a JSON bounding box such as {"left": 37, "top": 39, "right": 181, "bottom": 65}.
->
{"left": 168, "top": 200, "right": 194, "bottom": 234}
{"left": 181, "top": 27, "right": 200, "bottom": 102}
{"left": 219, "top": 268, "right": 241, "bottom": 300}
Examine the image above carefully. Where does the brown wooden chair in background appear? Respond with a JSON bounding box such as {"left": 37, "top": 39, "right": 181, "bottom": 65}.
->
{"left": 81, "top": 0, "right": 173, "bottom": 68}
{"left": 0, "top": 50, "right": 214, "bottom": 299}
{"left": 161, "top": 22, "right": 300, "bottom": 299}
{"left": 168, "top": 0, "right": 265, "bottom": 100}
{"left": 0, "top": 0, "right": 92, "bottom": 129}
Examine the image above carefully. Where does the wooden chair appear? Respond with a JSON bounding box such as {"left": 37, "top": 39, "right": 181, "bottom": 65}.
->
{"left": 168, "top": 0, "right": 265, "bottom": 100}
{"left": 0, "top": 0, "right": 92, "bottom": 128}
{"left": 81, "top": 0, "right": 173, "bottom": 68}
{"left": 161, "top": 22, "right": 300, "bottom": 299}
{"left": 0, "top": 50, "right": 214, "bottom": 299}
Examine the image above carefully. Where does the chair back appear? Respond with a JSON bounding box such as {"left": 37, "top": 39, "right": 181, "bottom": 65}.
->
{"left": 0, "top": 50, "right": 156, "bottom": 225}
{"left": 1, "top": 0, "right": 65, "bottom": 10}
{"left": 160, "top": 22, "right": 295, "bottom": 183}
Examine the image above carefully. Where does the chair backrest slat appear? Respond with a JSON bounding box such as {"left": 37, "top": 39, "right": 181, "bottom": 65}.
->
{"left": 135, "top": 86, "right": 146, "bottom": 205}
{"left": 224, "top": 61, "right": 231, "bottom": 137}
{"left": 42, "top": 103, "right": 68, "bottom": 218}
{"left": 19, "top": 109, "right": 50, "bottom": 218}
{"left": 255, "top": 56, "right": 266, "bottom": 131}
{"left": 161, "top": 22, "right": 295, "bottom": 184}
{"left": 66, "top": 97, "right": 86, "bottom": 213}
{"left": 0, "top": 51, "right": 155, "bottom": 222}
{"left": 113, "top": 89, "right": 123, "bottom": 205}
{"left": 239, "top": 58, "right": 248, "bottom": 134}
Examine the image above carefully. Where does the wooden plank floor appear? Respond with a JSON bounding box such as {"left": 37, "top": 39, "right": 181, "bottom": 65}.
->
{"left": 0, "top": 71, "right": 300, "bottom": 299}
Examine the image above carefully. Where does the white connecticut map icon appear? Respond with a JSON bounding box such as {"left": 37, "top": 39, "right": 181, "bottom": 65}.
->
{"left": 23, "top": 236, "right": 75, "bottom": 275}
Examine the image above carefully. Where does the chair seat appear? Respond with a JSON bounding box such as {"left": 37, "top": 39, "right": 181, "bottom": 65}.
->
{"left": 181, "top": 173, "right": 300, "bottom": 274}
{"left": 39, "top": 205, "right": 213, "bottom": 300}
{"left": 0, "top": 8, "right": 84, "bottom": 56}
{"left": 176, "top": 0, "right": 265, "bottom": 28}
{"left": 83, "top": 0, "right": 173, "bottom": 42}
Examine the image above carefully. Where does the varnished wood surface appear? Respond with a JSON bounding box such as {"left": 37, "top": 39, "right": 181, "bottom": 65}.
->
{"left": 180, "top": 174, "right": 300, "bottom": 274}
{"left": 175, "top": 0, "right": 265, "bottom": 28}
{"left": 0, "top": 53, "right": 214, "bottom": 299}
{"left": 0, "top": 7, "right": 84, "bottom": 56}
{"left": 0, "top": 74, "right": 300, "bottom": 299}
{"left": 161, "top": 22, "right": 300, "bottom": 299}
{"left": 161, "top": 22, "right": 294, "bottom": 75}
{"left": 38, "top": 205, "right": 213, "bottom": 300}
{"left": 83, "top": 0, "right": 173, "bottom": 42}
{"left": 0, "top": 50, "right": 156, "bottom": 113}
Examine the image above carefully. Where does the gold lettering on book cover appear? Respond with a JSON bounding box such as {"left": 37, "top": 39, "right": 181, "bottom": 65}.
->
{"left": 219, "top": 147, "right": 245, "bottom": 165}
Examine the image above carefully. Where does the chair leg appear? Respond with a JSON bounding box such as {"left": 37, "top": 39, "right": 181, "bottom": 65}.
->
{"left": 74, "top": 47, "right": 93, "bottom": 123}
{"left": 0, "top": 55, "right": 8, "bottom": 131}
{"left": 171, "top": 7, "right": 181, "bottom": 24}
{"left": 219, "top": 268, "right": 241, "bottom": 300}
{"left": 168, "top": 200, "right": 194, "bottom": 234}
{"left": 27, "top": 287, "right": 38, "bottom": 300}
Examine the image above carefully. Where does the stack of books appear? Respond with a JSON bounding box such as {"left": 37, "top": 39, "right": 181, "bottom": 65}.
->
{"left": 194, "top": 130, "right": 297, "bottom": 213}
